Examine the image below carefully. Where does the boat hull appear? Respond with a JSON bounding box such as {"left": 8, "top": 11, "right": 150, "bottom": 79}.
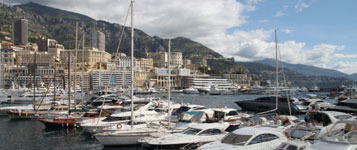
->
{"left": 235, "top": 100, "right": 302, "bottom": 114}
{"left": 95, "top": 134, "right": 151, "bottom": 146}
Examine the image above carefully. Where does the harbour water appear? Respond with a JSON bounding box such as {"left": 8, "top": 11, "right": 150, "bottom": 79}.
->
{"left": 0, "top": 93, "right": 332, "bottom": 150}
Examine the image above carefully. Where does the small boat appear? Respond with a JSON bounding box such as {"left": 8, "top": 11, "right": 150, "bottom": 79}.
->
{"left": 197, "top": 126, "right": 287, "bottom": 150}
{"left": 209, "top": 84, "right": 222, "bottom": 95}
{"left": 183, "top": 87, "right": 199, "bottom": 94}
{"left": 308, "top": 85, "right": 320, "bottom": 92}
{"left": 337, "top": 86, "right": 357, "bottom": 101}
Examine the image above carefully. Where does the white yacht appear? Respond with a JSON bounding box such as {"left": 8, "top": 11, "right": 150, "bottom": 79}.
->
{"left": 183, "top": 87, "right": 199, "bottom": 94}
{"left": 287, "top": 111, "right": 353, "bottom": 140}
{"left": 306, "top": 120, "right": 357, "bottom": 150}
{"left": 197, "top": 126, "right": 287, "bottom": 150}
{"left": 145, "top": 122, "right": 230, "bottom": 149}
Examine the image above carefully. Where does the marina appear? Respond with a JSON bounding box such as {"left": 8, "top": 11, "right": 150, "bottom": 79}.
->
{"left": 0, "top": 0, "right": 357, "bottom": 150}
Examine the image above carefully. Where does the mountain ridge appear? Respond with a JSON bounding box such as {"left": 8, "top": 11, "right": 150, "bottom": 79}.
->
{"left": 255, "top": 58, "right": 355, "bottom": 80}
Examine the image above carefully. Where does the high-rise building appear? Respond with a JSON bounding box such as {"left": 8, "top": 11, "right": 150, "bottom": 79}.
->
{"left": 91, "top": 29, "right": 105, "bottom": 51}
{"left": 37, "top": 37, "right": 48, "bottom": 51}
{"left": 12, "top": 19, "right": 28, "bottom": 45}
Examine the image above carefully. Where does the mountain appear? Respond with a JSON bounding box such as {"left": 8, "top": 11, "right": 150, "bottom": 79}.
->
{"left": 240, "top": 61, "right": 355, "bottom": 88}
{"left": 0, "top": 2, "right": 245, "bottom": 70}
{"left": 256, "top": 58, "right": 354, "bottom": 80}
{"left": 351, "top": 73, "right": 357, "bottom": 81}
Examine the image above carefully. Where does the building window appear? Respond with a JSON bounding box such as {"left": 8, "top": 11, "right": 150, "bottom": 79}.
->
{"left": 110, "top": 74, "right": 116, "bottom": 84}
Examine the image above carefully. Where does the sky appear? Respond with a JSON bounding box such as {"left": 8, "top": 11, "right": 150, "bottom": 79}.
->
{"left": 2, "top": 0, "right": 357, "bottom": 74}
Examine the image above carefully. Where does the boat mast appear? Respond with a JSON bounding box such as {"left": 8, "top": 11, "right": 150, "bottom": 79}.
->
{"left": 1, "top": 50, "right": 4, "bottom": 89}
{"left": 81, "top": 29, "right": 85, "bottom": 107}
{"left": 33, "top": 52, "right": 37, "bottom": 110}
{"left": 130, "top": 0, "right": 134, "bottom": 128}
{"left": 74, "top": 21, "right": 78, "bottom": 108}
{"left": 53, "top": 61, "right": 56, "bottom": 103}
{"left": 274, "top": 29, "right": 278, "bottom": 113}
{"left": 68, "top": 51, "right": 71, "bottom": 114}
{"left": 168, "top": 39, "right": 171, "bottom": 124}
{"left": 16, "top": 56, "right": 20, "bottom": 89}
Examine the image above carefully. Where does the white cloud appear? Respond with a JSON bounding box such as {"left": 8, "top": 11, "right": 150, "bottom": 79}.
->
{"left": 333, "top": 54, "right": 357, "bottom": 59}
{"left": 332, "top": 62, "right": 357, "bottom": 75}
{"left": 295, "top": 2, "right": 310, "bottom": 12}
{"left": 283, "top": 5, "right": 289, "bottom": 9}
{"left": 274, "top": 11, "right": 285, "bottom": 17}
{"left": 281, "top": 29, "right": 293, "bottom": 34}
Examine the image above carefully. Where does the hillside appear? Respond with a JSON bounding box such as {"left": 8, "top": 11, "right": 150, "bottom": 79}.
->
{"left": 0, "top": 2, "right": 229, "bottom": 62}
{"left": 351, "top": 73, "right": 357, "bottom": 81}
{"left": 256, "top": 58, "right": 354, "bottom": 80}
{"left": 240, "top": 61, "right": 354, "bottom": 88}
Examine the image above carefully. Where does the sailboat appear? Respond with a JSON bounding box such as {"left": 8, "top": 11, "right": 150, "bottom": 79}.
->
{"left": 94, "top": 3, "right": 175, "bottom": 145}
{"left": 39, "top": 22, "right": 88, "bottom": 128}
{"left": 235, "top": 30, "right": 302, "bottom": 114}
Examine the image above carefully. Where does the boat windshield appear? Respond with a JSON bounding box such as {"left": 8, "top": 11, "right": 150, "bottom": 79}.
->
{"left": 221, "top": 133, "right": 252, "bottom": 146}
{"left": 183, "top": 128, "right": 202, "bottom": 135}
{"left": 275, "top": 143, "right": 298, "bottom": 150}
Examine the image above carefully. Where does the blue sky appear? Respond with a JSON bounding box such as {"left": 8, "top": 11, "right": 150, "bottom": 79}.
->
{"left": 237, "top": 0, "right": 357, "bottom": 74}
{"left": 2, "top": 0, "right": 357, "bottom": 74}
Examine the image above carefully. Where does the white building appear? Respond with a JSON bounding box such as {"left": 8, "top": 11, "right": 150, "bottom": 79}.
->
{"left": 90, "top": 70, "right": 131, "bottom": 90}
{"left": 151, "top": 52, "right": 183, "bottom": 68}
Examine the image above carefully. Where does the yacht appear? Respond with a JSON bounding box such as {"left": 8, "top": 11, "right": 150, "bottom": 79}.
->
{"left": 306, "top": 120, "right": 357, "bottom": 150}
{"left": 337, "top": 86, "right": 357, "bottom": 101}
{"left": 145, "top": 122, "right": 230, "bottom": 149}
{"left": 209, "top": 84, "right": 222, "bottom": 95}
{"left": 197, "top": 126, "right": 287, "bottom": 150}
{"left": 308, "top": 85, "right": 320, "bottom": 92}
{"left": 327, "top": 98, "right": 357, "bottom": 113}
{"left": 287, "top": 111, "right": 353, "bottom": 141}
{"left": 183, "top": 87, "right": 199, "bottom": 94}
{"left": 235, "top": 96, "right": 303, "bottom": 114}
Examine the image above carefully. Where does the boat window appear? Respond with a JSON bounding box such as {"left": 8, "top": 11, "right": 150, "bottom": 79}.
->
{"left": 199, "top": 129, "right": 222, "bottom": 135}
{"left": 214, "top": 111, "right": 225, "bottom": 120}
{"left": 227, "top": 111, "right": 238, "bottom": 116}
{"left": 286, "top": 145, "right": 298, "bottom": 150}
{"left": 183, "top": 128, "right": 202, "bottom": 135}
{"left": 221, "top": 133, "right": 252, "bottom": 146}
{"left": 248, "top": 134, "right": 279, "bottom": 145}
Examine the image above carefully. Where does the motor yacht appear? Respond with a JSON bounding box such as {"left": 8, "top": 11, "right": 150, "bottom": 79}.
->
{"left": 145, "top": 122, "right": 230, "bottom": 149}
{"left": 306, "top": 120, "right": 357, "bottom": 150}
{"left": 197, "top": 126, "right": 287, "bottom": 150}
{"left": 235, "top": 96, "right": 303, "bottom": 114}
{"left": 287, "top": 111, "right": 353, "bottom": 140}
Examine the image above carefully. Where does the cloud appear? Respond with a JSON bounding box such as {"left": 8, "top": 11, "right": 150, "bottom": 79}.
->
{"left": 283, "top": 5, "right": 289, "bottom": 9}
{"left": 274, "top": 11, "right": 285, "bottom": 17}
{"left": 333, "top": 54, "right": 357, "bottom": 59}
{"left": 332, "top": 62, "right": 357, "bottom": 75}
{"left": 281, "top": 29, "right": 293, "bottom": 34}
{"left": 295, "top": 2, "right": 310, "bottom": 12}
